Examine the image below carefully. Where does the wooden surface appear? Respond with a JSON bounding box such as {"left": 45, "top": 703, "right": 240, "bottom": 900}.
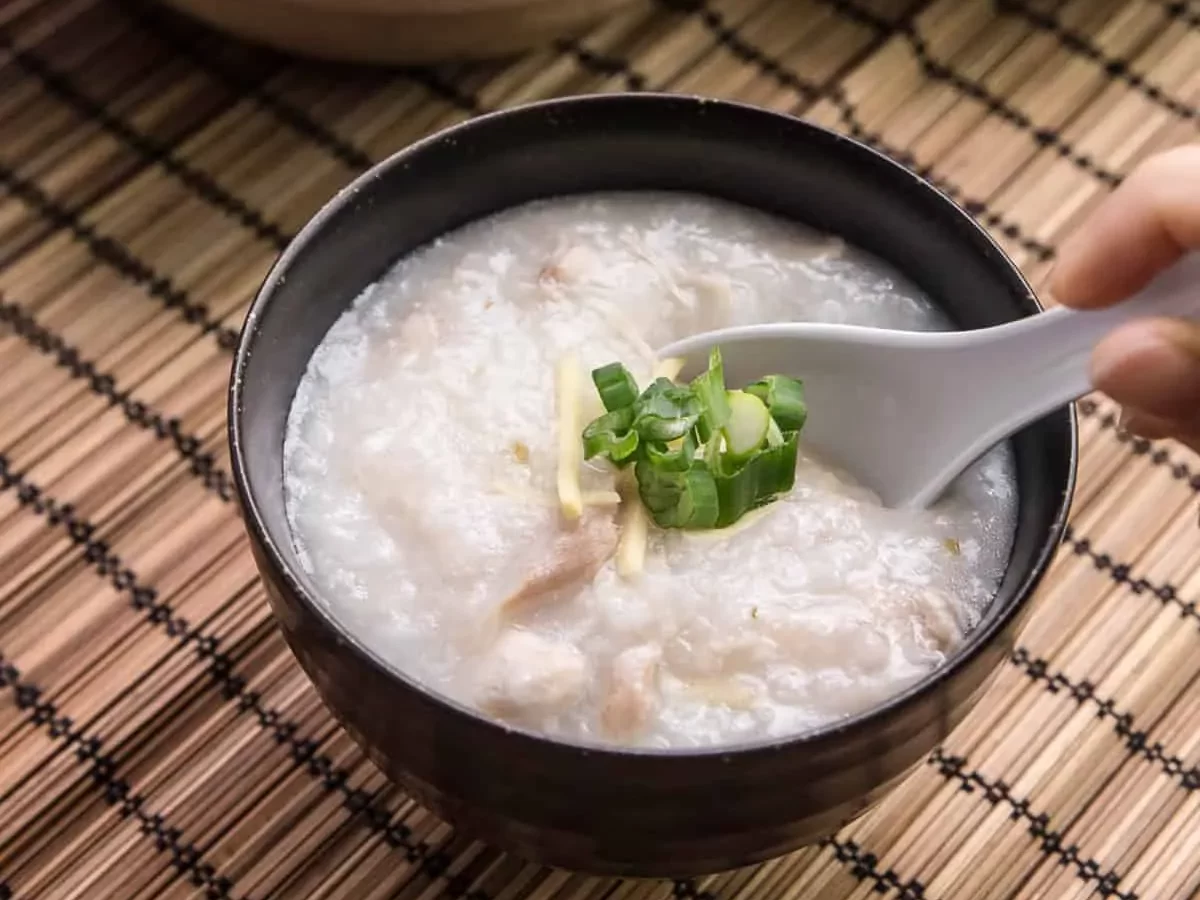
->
{"left": 0, "top": 0, "right": 1198, "bottom": 897}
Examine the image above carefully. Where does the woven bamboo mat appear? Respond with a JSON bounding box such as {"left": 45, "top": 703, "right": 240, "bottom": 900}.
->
{"left": 0, "top": 0, "right": 1198, "bottom": 896}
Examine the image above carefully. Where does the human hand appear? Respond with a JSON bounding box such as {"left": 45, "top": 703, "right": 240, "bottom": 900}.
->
{"left": 1051, "top": 145, "right": 1200, "bottom": 453}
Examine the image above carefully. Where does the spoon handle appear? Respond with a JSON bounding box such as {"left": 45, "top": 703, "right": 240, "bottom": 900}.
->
{"left": 898, "top": 252, "right": 1200, "bottom": 509}
{"left": 974, "top": 252, "right": 1200, "bottom": 412}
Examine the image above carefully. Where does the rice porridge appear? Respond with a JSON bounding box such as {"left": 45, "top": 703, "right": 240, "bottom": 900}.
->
{"left": 283, "top": 192, "right": 1018, "bottom": 750}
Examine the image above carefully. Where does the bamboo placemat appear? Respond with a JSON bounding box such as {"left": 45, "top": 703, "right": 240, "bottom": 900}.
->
{"left": 0, "top": 0, "right": 1198, "bottom": 896}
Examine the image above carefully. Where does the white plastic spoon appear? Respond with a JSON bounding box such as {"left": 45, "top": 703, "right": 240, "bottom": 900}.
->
{"left": 657, "top": 253, "right": 1200, "bottom": 510}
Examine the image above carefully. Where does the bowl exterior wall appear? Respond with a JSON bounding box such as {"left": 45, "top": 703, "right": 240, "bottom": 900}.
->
{"left": 230, "top": 94, "right": 1077, "bottom": 877}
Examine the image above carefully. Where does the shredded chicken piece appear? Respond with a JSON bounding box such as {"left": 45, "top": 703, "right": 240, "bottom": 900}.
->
{"left": 915, "top": 589, "right": 964, "bottom": 652}
{"left": 539, "top": 245, "right": 599, "bottom": 287}
{"left": 602, "top": 644, "right": 662, "bottom": 738}
{"left": 556, "top": 354, "right": 584, "bottom": 521}
{"left": 476, "top": 630, "right": 587, "bottom": 719}
{"left": 502, "top": 509, "right": 619, "bottom": 615}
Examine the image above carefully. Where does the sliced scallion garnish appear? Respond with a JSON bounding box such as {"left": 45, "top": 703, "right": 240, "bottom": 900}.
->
{"left": 579, "top": 346, "right": 808, "bottom": 531}
{"left": 712, "top": 431, "right": 798, "bottom": 527}
{"left": 745, "top": 374, "right": 807, "bottom": 433}
{"left": 592, "top": 362, "right": 640, "bottom": 412}
{"left": 722, "top": 390, "right": 771, "bottom": 462}
{"left": 644, "top": 432, "right": 697, "bottom": 472}
{"left": 691, "top": 346, "right": 731, "bottom": 443}
{"left": 635, "top": 459, "right": 720, "bottom": 530}
{"left": 582, "top": 407, "right": 639, "bottom": 464}
{"left": 631, "top": 377, "right": 704, "bottom": 443}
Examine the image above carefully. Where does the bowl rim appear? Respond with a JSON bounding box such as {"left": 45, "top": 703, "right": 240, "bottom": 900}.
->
{"left": 229, "top": 91, "right": 1078, "bottom": 760}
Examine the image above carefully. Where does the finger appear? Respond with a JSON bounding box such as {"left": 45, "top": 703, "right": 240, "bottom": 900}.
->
{"left": 1091, "top": 317, "right": 1200, "bottom": 421}
{"left": 1052, "top": 144, "right": 1200, "bottom": 309}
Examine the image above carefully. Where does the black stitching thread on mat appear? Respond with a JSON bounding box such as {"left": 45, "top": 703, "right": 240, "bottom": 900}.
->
{"left": 1011, "top": 648, "right": 1200, "bottom": 794}
{"left": 929, "top": 748, "right": 1136, "bottom": 899}
{"left": 671, "top": 879, "right": 715, "bottom": 900}
{"left": 819, "top": 0, "right": 1125, "bottom": 188}
{"left": 829, "top": 94, "right": 1054, "bottom": 261}
{"left": 655, "top": 0, "right": 823, "bottom": 101}
{"left": 556, "top": 40, "right": 647, "bottom": 92}
{"left": 1150, "top": 0, "right": 1200, "bottom": 31}
{"left": 657, "top": 0, "right": 1057, "bottom": 261}
{"left": 996, "top": 0, "right": 1200, "bottom": 122}
{"left": 374, "top": 63, "right": 486, "bottom": 117}
{"left": 0, "top": 162, "right": 241, "bottom": 351}
{"left": 1061, "top": 523, "right": 1194, "bottom": 624}
{"left": 130, "top": 0, "right": 480, "bottom": 157}
{"left": 0, "top": 32, "right": 294, "bottom": 250}
{"left": 820, "top": 839, "right": 928, "bottom": 899}
{"left": 0, "top": 456, "right": 471, "bottom": 896}
{"left": 1077, "top": 399, "right": 1200, "bottom": 492}
{"left": 0, "top": 297, "right": 234, "bottom": 501}
{"left": 0, "top": 658, "right": 233, "bottom": 896}
{"left": 132, "top": 10, "right": 374, "bottom": 171}
{"left": 816, "top": 0, "right": 1142, "bottom": 189}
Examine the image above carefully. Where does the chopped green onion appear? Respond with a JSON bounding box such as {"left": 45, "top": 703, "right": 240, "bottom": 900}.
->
{"left": 635, "top": 458, "right": 719, "bottom": 530}
{"left": 582, "top": 407, "right": 639, "bottom": 464}
{"left": 644, "top": 433, "right": 697, "bottom": 472}
{"left": 722, "top": 390, "right": 770, "bottom": 461}
{"left": 579, "top": 346, "right": 808, "bottom": 531}
{"left": 691, "top": 347, "right": 731, "bottom": 443}
{"left": 592, "top": 362, "right": 639, "bottom": 412}
{"left": 745, "top": 375, "right": 807, "bottom": 433}
{"left": 631, "top": 378, "right": 703, "bottom": 443}
{"left": 765, "top": 417, "right": 784, "bottom": 448}
{"left": 713, "top": 431, "right": 799, "bottom": 527}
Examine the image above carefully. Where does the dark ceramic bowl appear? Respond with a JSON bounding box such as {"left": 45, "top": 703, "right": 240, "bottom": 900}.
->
{"left": 229, "top": 93, "right": 1076, "bottom": 877}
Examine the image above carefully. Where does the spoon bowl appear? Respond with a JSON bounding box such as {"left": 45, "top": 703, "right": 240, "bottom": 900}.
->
{"left": 660, "top": 252, "right": 1200, "bottom": 509}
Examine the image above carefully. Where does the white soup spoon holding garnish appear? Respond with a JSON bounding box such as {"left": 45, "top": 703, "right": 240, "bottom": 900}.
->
{"left": 657, "top": 253, "right": 1200, "bottom": 510}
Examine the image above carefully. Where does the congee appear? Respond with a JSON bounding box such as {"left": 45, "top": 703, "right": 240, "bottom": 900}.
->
{"left": 283, "top": 192, "right": 1018, "bottom": 749}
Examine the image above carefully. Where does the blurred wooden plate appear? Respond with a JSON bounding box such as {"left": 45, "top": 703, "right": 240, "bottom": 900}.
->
{"left": 158, "top": 0, "right": 643, "bottom": 64}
